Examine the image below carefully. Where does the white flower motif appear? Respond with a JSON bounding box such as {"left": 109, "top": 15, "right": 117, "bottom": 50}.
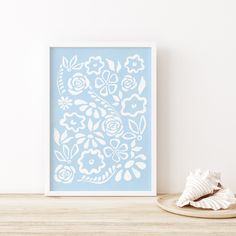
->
{"left": 54, "top": 165, "right": 75, "bottom": 184}
{"left": 60, "top": 112, "right": 85, "bottom": 132}
{"left": 74, "top": 99, "right": 107, "bottom": 119}
{"left": 68, "top": 73, "right": 89, "bottom": 95}
{"left": 102, "top": 115, "right": 123, "bottom": 137}
{"left": 103, "top": 139, "right": 128, "bottom": 163}
{"left": 124, "top": 54, "right": 144, "bottom": 74}
{"left": 121, "top": 94, "right": 147, "bottom": 117}
{"left": 75, "top": 119, "right": 106, "bottom": 149}
{"left": 78, "top": 149, "right": 105, "bottom": 175}
{"left": 121, "top": 75, "right": 137, "bottom": 91}
{"left": 58, "top": 96, "right": 72, "bottom": 110}
{"left": 85, "top": 56, "right": 105, "bottom": 75}
{"left": 115, "top": 154, "right": 146, "bottom": 182}
{"left": 95, "top": 70, "right": 118, "bottom": 96}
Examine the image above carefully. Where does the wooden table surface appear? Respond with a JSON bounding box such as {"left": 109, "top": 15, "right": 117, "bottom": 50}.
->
{"left": 0, "top": 194, "right": 236, "bottom": 236}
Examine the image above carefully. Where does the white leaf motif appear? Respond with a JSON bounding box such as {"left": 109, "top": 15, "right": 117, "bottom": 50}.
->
{"left": 124, "top": 171, "right": 132, "bottom": 181}
{"left": 122, "top": 132, "right": 136, "bottom": 140}
{"left": 96, "top": 138, "right": 106, "bottom": 145}
{"left": 74, "top": 99, "right": 86, "bottom": 105}
{"left": 72, "top": 63, "right": 83, "bottom": 70}
{"left": 131, "top": 140, "right": 136, "bottom": 148}
{"left": 55, "top": 151, "right": 66, "bottom": 162}
{"left": 136, "top": 154, "right": 146, "bottom": 161}
{"left": 61, "top": 130, "right": 68, "bottom": 142}
{"left": 62, "top": 137, "right": 73, "bottom": 144}
{"left": 84, "top": 140, "right": 89, "bottom": 149}
{"left": 63, "top": 145, "right": 70, "bottom": 159}
{"left": 115, "top": 170, "right": 123, "bottom": 182}
{"left": 138, "top": 77, "right": 146, "bottom": 94}
{"left": 70, "top": 56, "right": 77, "bottom": 67}
{"left": 71, "top": 144, "right": 79, "bottom": 159}
{"left": 128, "top": 120, "right": 139, "bottom": 134}
{"left": 132, "top": 168, "right": 141, "bottom": 178}
{"left": 117, "top": 61, "right": 121, "bottom": 73}
{"left": 112, "top": 95, "right": 120, "bottom": 102}
{"left": 139, "top": 116, "right": 146, "bottom": 134}
{"left": 54, "top": 128, "right": 60, "bottom": 146}
{"left": 62, "top": 56, "right": 69, "bottom": 69}
{"left": 93, "top": 121, "right": 100, "bottom": 131}
{"left": 88, "top": 119, "right": 93, "bottom": 131}
{"left": 136, "top": 162, "right": 146, "bottom": 170}
{"left": 133, "top": 146, "right": 142, "bottom": 152}
{"left": 106, "top": 59, "right": 115, "bottom": 71}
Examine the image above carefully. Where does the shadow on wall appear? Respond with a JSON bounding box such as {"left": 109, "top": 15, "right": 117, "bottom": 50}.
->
{"left": 156, "top": 49, "right": 174, "bottom": 194}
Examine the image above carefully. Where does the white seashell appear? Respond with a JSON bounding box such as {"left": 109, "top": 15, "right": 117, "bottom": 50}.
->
{"left": 189, "top": 188, "right": 236, "bottom": 210}
{"left": 176, "top": 169, "right": 221, "bottom": 207}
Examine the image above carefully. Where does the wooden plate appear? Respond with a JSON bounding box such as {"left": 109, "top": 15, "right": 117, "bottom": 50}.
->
{"left": 157, "top": 194, "right": 236, "bottom": 219}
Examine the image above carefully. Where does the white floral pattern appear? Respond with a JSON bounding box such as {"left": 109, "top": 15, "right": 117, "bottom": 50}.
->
{"left": 75, "top": 119, "right": 106, "bottom": 149}
{"left": 115, "top": 154, "right": 146, "bottom": 182}
{"left": 74, "top": 99, "right": 107, "bottom": 119}
{"left": 124, "top": 54, "right": 144, "bottom": 74}
{"left": 68, "top": 73, "right": 89, "bottom": 95}
{"left": 102, "top": 115, "right": 123, "bottom": 137}
{"left": 121, "top": 75, "right": 137, "bottom": 91}
{"left": 52, "top": 50, "right": 151, "bottom": 189}
{"left": 78, "top": 149, "right": 105, "bottom": 175}
{"left": 54, "top": 165, "right": 76, "bottom": 183}
{"left": 85, "top": 56, "right": 105, "bottom": 75}
{"left": 103, "top": 139, "right": 128, "bottom": 162}
{"left": 58, "top": 96, "right": 72, "bottom": 110}
{"left": 95, "top": 70, "right": 118, "bottom": 96}
{"left": 60, "top": 112, "right": 85, "bottom": 132}
{"left": 121, "top": 94, "right": 147, "bottom": 117}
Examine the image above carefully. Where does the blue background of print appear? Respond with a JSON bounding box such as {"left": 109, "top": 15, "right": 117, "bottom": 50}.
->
{"left": 50, "top": 47, "right": 153, "bottom": 191}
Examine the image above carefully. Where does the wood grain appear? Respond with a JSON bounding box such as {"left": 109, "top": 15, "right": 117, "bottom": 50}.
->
{"left": 0, "top": 194, "right": 235, "bottom": 236}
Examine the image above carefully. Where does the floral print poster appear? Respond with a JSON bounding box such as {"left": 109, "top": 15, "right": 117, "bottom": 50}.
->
{"left": 49, "top": 46, "right": 156, "bottom": 194}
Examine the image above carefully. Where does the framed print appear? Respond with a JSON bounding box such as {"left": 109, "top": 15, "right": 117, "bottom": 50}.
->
{"left": 46, "top": 43, "right": 156, "bottom": 196}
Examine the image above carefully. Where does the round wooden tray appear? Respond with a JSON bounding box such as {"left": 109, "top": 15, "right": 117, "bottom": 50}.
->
{"left": 157, "top": 194, "right": 236, "bottom": 219}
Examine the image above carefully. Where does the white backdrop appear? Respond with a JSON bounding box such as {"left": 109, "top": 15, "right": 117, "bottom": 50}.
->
{"left": 0, "top": 0, "right": 236, "bottom": 193}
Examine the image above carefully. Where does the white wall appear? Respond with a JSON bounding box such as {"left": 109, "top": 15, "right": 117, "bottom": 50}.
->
{"left": 0, "top": 0, "right": 236, "bottom": 193}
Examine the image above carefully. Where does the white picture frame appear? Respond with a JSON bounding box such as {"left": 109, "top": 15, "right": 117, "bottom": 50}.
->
{"left": 45, "top": 43, "right": 157, "bottom": 196}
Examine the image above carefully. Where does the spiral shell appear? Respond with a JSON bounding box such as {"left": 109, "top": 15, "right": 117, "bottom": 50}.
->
{"left": 176, "top": 170, "right": 221, "bottom": 207}
{"left": 189, "top": 188, "right": 236, "bottom": 210}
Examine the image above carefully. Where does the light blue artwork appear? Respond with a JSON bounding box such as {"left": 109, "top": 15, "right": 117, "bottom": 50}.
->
{"left": 49, "top": 46, "right": 156, "bottom": 195}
